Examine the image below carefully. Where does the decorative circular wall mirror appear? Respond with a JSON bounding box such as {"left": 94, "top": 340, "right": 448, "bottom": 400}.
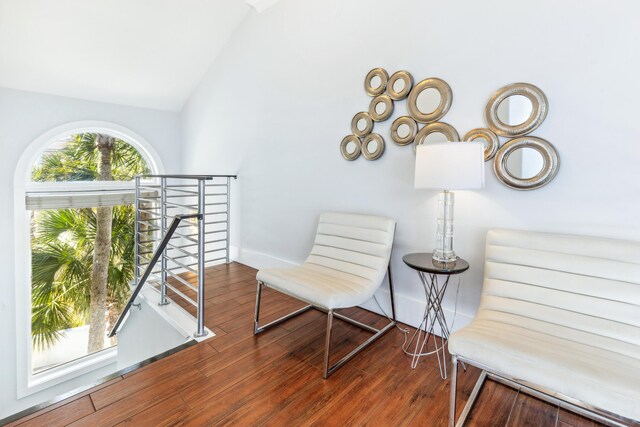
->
{"left": 340, "top": 135, "right": 362, "bottom": 161}
{"left": 391, "top": 116, "right": 418, "bottom": 146}
{"left": 351, "top": 112, "right": 374, "bottom": 137}
{"left": 364, "top": 68, "right": 389, "bottom": 96}
{"left": 463, "top": 128, "right": 500, "bottom": 161}
{"left": 485, "top": 83, "right": 548, "bottom": 137}
{"left": 413, "top": 122, "right": 460, "bottom": 152}
{"left": 387, "top": 70, "right": 414, "bottom": 100}
{"left": 494, "top": 136, "right": 559, "bottom": 190}
{"left": 407, "top": 78, "right": 453, "bottom": 123}
{"left": 369, "top": 94, "right": 394, "bottom": 122}
{"left": 362, "top": 133, "right": 385, "bottom": 160}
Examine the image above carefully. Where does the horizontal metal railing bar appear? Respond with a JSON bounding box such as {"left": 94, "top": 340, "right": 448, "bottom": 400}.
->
{"left": 166, "top": 204, "right": 199, "bottom": 210}
{"left": 164, "top": 187, "right": 199, "bottom": 195}
{"left": 168, "top": 258, "right": 198, "bottom": 274}
{"left": 169, "top": 253, "right": 197, "bottom": 262}
{"left": 165, "top": 242, "right": 198, "bottom": 258}
{"left": 137, "top": 209, "right": 162, "bottom": 217}
{"left": 165, "top": 193, "right": 229, "bottom": 198}
{"left": 137, "top": 218, "right": 161, "bottom": 226}
{"left": 164, "top": 269, "right": 199, "bottom": 291}
{"left": 206, "top": 220, "right": 228, "bottom": 225}
{"left": 140, "top": 174, "right": 237, "bottom": 179}
{"left": 166, "top": 229, "right": 227, "bottom": 240}
{"left": 172, "top": 238, "right": 228, "bottom": 250}
{"left": 163, "top": 282, "right": 198, "bottom": 307}
{"left": 171, "top": 231, "right": 199, "bottom": 244}
{"left": 137, "top": 226, "right": 160, "bottom": 234}
{"left": 137, "top": 196, "right": 161, "bottom": 202}
{"left": 172, "top": 254, "right": 225, "bottom": 268}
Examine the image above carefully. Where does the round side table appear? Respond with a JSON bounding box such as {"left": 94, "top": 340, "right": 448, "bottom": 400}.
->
{"left": 402, "top": 253, "right": 469, "bottom": 379}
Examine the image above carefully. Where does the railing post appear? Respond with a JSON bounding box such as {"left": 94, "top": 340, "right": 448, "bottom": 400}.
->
{"left": 159, "top": 177, "right": 169, "bottom": 306}
{"left": 134, "top": 176, "right": 140, "bottom": 284}
{"left": 195, "top": 178, "right": 208, "bottom": 337}
{"left": 226, "top": 176, "right": 230, "bottom": 264}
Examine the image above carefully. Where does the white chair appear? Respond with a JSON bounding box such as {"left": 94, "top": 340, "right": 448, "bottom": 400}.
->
{"left": 449, "top": 229, "right": 640, "bottom": 426}
{"left": 254, "top": 212, "right": 397, "bottom": 378}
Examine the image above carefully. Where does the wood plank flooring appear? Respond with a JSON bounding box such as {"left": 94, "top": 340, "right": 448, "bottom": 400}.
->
{"left": 7, "top": 262, "right": 603, "bottom": 427}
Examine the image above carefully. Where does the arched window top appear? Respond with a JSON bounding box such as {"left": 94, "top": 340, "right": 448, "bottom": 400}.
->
{"left": 16, "top": 121, "right": 164, "bottom": 188}
{"left": 31, "top": 132, "right": 151, "bottom": 183}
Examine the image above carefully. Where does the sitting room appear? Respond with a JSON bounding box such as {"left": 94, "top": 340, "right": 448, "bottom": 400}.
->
{"left": 0, "top": 0, "right": 638, "bottom": 426}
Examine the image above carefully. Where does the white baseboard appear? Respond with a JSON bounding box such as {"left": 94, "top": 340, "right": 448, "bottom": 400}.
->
{"left": 237, "top": 248, "right": 297, "bottom": 270}
{"left": 236, "top": 248, "right": 474, "bottom": 334}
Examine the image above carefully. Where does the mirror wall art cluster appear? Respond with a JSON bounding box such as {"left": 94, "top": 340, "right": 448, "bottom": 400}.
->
{"left": 340, "top": 68, "right": 560, "bottom": 190}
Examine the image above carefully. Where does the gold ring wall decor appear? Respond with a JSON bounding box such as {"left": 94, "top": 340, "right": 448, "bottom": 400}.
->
{"left": 351, "top": 112, "right": 374, "bottom": 137}
{"left": 494, "top": 136, "right": 559, "bottom": 190}
{"left": 369, "top": 95, "right": 394, "bottom": 122}
{"left": 407, "top": 78, "right": 453, "bottom": 123}
{"left": 464, "top": 128, "right": 500, "bottom": 161}
{"left": 362, "top": 133, "right": 385, "bottom": 160}
{"left": 340, "top": 135, "right": 362, "bottom": 161}
{"left": 413, "top": 122, "right": 460, "bottom": 152}
{"left": 387, "top": 70, "right": 414, "bottom": 101}
{"left": 364, "top": 68, "right": 389, "bottom": 96}
{"left": 485, "top": 83, "right": 548, "bottom": 137}
{"left": 391, "top": 116, "right": 418, "bottom": 146}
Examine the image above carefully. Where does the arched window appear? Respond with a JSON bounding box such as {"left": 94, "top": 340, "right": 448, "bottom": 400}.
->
{"left": 14, "top": 122, "right": 163, "bottom": 396}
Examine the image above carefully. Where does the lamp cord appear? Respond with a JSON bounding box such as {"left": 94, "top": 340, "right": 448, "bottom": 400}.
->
{"left": 372, "top": 274, "right": 462, "bottom": 358}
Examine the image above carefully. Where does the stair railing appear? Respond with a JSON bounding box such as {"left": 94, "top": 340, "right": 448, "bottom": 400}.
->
{"left": 109, "top": 174, "right": 236, "bottom": 338}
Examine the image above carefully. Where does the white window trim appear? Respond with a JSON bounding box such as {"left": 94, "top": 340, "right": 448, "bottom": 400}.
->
{"left": 14, "top": 121, "right": 164, "bottom": 398}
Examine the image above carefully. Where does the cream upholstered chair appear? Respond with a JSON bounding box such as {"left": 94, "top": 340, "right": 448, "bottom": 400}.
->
{"left": 254, "top": 212, "right": 397, "bottom": 378}
{"left": 448, "top": 229, "right": 640, "bottom": 426}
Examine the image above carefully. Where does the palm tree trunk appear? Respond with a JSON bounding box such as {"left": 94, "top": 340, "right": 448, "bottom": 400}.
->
{"left": 88, "top": 134, "right": 115, "bottom": 353}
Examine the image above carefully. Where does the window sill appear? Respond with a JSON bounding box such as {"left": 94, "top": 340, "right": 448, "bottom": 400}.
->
{"left": 19, "top": 347, "right": 117, "bottom": 399}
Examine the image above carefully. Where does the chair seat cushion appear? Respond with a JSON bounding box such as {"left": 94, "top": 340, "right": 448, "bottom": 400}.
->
{"left": 256, "top": 263, "right": 376, "bottom": 310}
{"left": 449, "top": 319, "right": 640, "bottom": 421}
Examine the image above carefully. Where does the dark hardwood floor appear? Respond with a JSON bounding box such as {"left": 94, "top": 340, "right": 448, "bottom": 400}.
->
{"left": 8, "top": 262, "right": 602, "bottom": 426}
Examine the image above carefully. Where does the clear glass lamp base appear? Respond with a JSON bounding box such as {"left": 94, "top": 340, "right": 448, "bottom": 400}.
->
{"left": 433, "top": 190, "right": 457, "bottom": 263}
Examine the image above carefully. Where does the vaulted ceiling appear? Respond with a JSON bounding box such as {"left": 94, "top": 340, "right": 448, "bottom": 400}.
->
{"left": 0, "top": 0, "right": 276, "bottom": 111}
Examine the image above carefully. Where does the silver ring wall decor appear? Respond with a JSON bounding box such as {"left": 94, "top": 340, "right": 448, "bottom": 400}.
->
{"left": 340, "top": 135, "right": 362, "bottom": 161}
{"left": 391, "top": 116, "right": 418, "bottom": 146}
{"left": 387, "top": 70, "right": 414, "bottom": 101}
{"left": 493, "top": 136, "right": 559, "bottom": 190}
{"left": 407, "top": 78, "right": 453, "bottom": 123}
{"left": 369, "top": 94, "right": 394, "bottom": 122}
{"left": 351, "top": 112, "right": 374, "bottom": 137}
{"left": 364, "top": 68, "right": 389, "bottom": 96}
{"left": 485, "top": 83, "right": 548, "bottom": 137}
{"left": 413, "top": 122, "right": 460, "bottom": 152}
{"left": 464, "top": 128, "right": 500, "bottom": 161}
{"left": 362, "top": 133, "right": 385, "bottom": 160}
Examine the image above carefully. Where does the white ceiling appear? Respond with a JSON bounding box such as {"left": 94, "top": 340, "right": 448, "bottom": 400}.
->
{"left": 0, "top": 0, "right": 261, "bottom": 111}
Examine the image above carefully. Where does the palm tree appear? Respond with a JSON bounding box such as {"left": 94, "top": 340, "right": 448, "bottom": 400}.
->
{"left": 31, "top": 133, "right": 148, "bottom": 353}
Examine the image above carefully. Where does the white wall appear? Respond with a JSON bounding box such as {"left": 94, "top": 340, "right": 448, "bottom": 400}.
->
{"left": 0, "top": 87, "right": 181, "bottom": 417}
{"left": 180, "top": 0, "right": 640, "bottom": 330}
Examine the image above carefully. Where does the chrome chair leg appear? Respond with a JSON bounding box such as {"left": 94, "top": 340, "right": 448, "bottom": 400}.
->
{"left": 450, "top": 355, "right": 458, "bottom": 427}
{"left": 323, "top": 310, "right": 334, "bottom": 379}
{"left": 254, "top": 281, "right": 263, "bottom": 334}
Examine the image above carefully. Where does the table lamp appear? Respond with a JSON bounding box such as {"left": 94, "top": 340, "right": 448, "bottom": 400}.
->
{"left": 414, "top": 142, "right": 485, "bottom": 263}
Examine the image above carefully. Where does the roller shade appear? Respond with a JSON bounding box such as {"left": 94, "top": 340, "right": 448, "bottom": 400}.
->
{"left": 25, "top": 185, "right": 158, "bottom": 210}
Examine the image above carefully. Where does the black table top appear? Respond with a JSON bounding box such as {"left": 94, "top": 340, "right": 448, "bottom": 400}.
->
{"left": 402, "top": 253, "right": 469, "bottom": 274}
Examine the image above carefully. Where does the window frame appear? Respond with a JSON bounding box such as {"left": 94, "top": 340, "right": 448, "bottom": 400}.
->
{"left": 14, "top": 121, "right": 164, "bottom": 398}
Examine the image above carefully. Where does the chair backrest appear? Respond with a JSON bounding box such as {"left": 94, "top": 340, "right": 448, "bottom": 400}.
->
{"left": 480, "top": 229, "right": 640, "bottom": 360}
{"left": 305, "top": 212, "right": 396, "bottom": 287}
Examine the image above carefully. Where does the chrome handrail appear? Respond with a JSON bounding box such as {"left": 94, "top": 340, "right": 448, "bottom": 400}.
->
{"left": 108, "top": 213, "right": 200, "bottom": 337}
